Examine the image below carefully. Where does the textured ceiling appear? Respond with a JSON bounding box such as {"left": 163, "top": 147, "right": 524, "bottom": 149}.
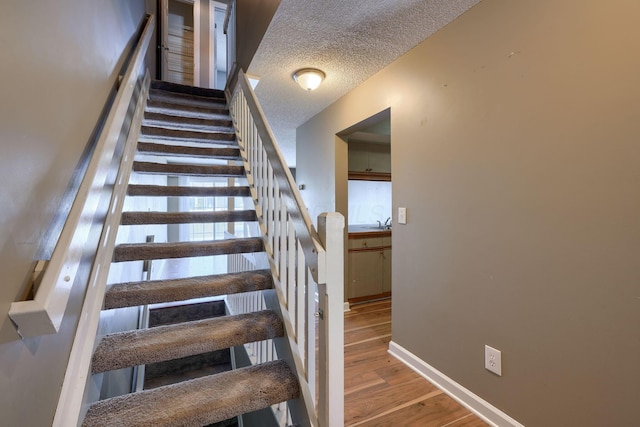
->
{"left": 248, "top": 0, "right": 481, "bottom": 166}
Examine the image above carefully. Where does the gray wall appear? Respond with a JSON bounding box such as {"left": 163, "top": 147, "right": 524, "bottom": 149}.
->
{"left": 297, "top": 0, "right": 640, "bottom": 425}
{"left": 0, "top": 1, "right": 149, "bottom": 425}
{"left": 229, "top": 0, "right": 281, "bottom": 89}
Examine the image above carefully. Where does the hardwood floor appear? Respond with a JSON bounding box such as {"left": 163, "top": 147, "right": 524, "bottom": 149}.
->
{"left": 344, "top": 300, "right": 488, "bottom": 427}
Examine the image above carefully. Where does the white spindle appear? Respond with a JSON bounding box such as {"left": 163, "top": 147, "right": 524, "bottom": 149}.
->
{"left": 296, "top": 241, "right": 307, "bottom": 370}
{"left": 280, "top": 200, "right": 289, "bottom": 300}
{"left": 307, "top": 267, "right": 317, "bottom": 404}
{"left": 287, "top": 219, "right": 296, "bottom": 311}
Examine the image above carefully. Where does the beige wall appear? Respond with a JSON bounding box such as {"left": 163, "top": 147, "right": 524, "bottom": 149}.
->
{"left": 0, "top": 1, "right": 148, "bottom": 425}
{"left": 297, "top": 0, "right": 640, "bottom": 425}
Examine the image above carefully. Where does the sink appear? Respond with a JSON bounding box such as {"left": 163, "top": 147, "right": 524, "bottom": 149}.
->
{"left": 349, "top": 224, "right": 392, "bottom": 233}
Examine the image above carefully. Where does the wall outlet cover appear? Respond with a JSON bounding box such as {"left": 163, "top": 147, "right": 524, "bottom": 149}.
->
{"left": 485, "top": 345, "right": 502, "bottom": 376}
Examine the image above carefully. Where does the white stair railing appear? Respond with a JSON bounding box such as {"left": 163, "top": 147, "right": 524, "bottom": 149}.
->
{"left": 229, "top": 70, "right": 345, "bottom": 427}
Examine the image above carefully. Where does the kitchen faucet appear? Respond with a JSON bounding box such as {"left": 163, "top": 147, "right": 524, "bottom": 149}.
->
{"left": 384, "top": 217, "right": 391, "bottom": 228}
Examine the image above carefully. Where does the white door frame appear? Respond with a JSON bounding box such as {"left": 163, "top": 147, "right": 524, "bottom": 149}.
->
{"left": 209, "top": 1, "right": 227, "bottom": 89}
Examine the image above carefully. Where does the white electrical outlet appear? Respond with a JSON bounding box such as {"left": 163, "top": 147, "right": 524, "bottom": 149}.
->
{"left": 398, "top": 207, "right": 407, "bottom": 224}
{"left": 485, "top": 345, "right": 502, "bottom": 376}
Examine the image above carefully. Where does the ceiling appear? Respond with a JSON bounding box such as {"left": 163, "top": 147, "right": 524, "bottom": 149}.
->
{"left": 247, "top": 0, "right": 481, "bottom": 166}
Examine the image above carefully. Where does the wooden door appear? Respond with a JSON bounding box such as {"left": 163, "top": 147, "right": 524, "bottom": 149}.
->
{"left": 161, "top": 0, "right": 195, "bottom": 85}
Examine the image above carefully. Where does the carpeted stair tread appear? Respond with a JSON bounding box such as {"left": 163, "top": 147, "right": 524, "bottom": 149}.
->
{"left": 148, "top": 91, "right": 226, "bottom": 110}
{"left": 113, "top": 237, "right": 264, "bottom": 262}
{"left": 148, "top": 89, "right": 226, "bottom": 110}
{"left": 136, "top": 142, "right": 241, "bottom": 159}
{"left": 127, "top": 184, "right": 251, "bottom": 198}
{"left": 140, "top": 125, "right": 235, "bottom": 144}
{"left": 151, "top": 80, "right": 226, "bottom": 99}
{"left": 143, "top": 111, "right": 232, "bottom": 129}
{"left": 104, "top": 270, "right": 273, "bottom": 310}
{"left": 91, "top": 310, "right": 283, "bottom": 373}
{"left": 82, "top": 360, "right": 300, "bottom": 427}
{"left": 146, "top": 99, "right": 229, "bottom": 118}
{"left": 121, "top": 210, "right": 257, "bottom": 225}
{"left": 132, "top": 161, "right": 245, "bottom": 177}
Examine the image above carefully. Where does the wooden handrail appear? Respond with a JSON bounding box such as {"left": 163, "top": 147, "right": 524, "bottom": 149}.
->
{"left": 8, "top": 15, "right": 155, "bottom": 339}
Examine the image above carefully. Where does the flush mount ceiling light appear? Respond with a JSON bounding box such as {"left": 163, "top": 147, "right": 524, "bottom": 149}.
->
{"left": 292, "top": 68, "right": 326, "bottom": 91}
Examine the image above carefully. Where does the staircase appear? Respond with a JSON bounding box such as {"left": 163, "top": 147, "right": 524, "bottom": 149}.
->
{"left": 82, "top": 81, "right": 300, "bottom": 426}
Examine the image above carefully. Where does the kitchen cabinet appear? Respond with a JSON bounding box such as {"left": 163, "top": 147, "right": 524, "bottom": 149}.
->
{"left": 347, "top": 234, "right": 391, "bottom": 300}
{"left": 348, "top": 143, "right": 391, "bottom": 174}
{"left": 382, "top": 247, "right": 391, "bottom": 293}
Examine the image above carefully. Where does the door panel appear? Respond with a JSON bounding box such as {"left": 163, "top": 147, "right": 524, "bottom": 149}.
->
{"left": 161, "top": 0, "right": 194, "bottom": 85}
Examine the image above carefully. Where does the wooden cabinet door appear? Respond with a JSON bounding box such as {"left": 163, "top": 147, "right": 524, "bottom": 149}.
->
{"left": 348, "top": 250, "right": 383, "bottom": 298}
{"left": 368, "top": 150, "right": 391, "bottom": 173}
{"left": 381, "top": 248, "right": 392, "bottom": 293}
{"left": 348, "top": 149, "right": 369, "bottom": 172}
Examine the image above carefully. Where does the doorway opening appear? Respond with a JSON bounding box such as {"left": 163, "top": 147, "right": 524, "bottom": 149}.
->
{"left": 338, "top": 108, "right": 392, "bottom": 307}
{"left": 161, "top": 0, "right": 195, "bottom": 85}
{"left": 160, "top": 0, "right": 228, "bottom": 89}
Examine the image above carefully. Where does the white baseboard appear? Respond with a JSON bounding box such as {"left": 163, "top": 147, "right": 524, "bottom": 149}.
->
{"left": 343, "top": 301, "right": 351, "bottom": 312}
{"left": 388, "top": 341, "right": 524, "bottom": 427}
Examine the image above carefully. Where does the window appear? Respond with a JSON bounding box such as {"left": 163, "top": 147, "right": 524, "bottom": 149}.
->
{"left": 180, "top": 176, "right": 229, "bottom": 241}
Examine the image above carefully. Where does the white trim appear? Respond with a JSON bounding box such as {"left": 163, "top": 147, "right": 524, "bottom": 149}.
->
{"left": 193, "top": 0, "right": 200, "bottom": 86}
{"left": 388, "top": 341, "right": 525, "bottom": 427}
{"left": 210, "top": 1, "right": 227, "bottom": 89}
{"left": 343, "top": 301, "right": 350, "bottom": 312}
{"left": 209, "top": 0, "right": 216, "bottom": 88}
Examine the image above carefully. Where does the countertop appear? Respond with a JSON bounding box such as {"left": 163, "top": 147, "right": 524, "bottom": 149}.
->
{"left": 348, "top": 224, "right": 392, "bottom": 237}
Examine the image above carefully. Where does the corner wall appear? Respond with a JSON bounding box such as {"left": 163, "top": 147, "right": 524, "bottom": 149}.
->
{"left": 0, "top": 1, "right": 149, "bottom": 425}
{"left": 231, "top": 0, "right": 281, "bottom": 87}
{"left": 296, "top": 0, "right": 640, "bottom": 425}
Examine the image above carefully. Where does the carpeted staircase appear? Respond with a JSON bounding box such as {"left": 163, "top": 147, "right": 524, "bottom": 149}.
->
{"left": 82, "top": 81, "right": 300, "bottom": 427}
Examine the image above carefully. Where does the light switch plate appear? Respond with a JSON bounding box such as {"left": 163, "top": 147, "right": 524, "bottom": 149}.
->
{"left": 398, "top": 207, "right": 407, "bottom": 224}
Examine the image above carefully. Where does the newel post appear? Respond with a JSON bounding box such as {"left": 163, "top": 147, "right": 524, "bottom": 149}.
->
{"left": 317, "top": 212, "right": 345, "bottom": 427}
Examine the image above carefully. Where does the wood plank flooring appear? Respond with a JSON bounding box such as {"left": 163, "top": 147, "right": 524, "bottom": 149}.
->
{"left": 344, "top": 300, "right": 488, "bottom": 427}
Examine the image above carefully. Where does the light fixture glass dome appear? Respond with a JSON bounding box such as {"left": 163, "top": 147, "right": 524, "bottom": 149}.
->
{"left": 293, "top": 68, "right": 326, "bottom": 91}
